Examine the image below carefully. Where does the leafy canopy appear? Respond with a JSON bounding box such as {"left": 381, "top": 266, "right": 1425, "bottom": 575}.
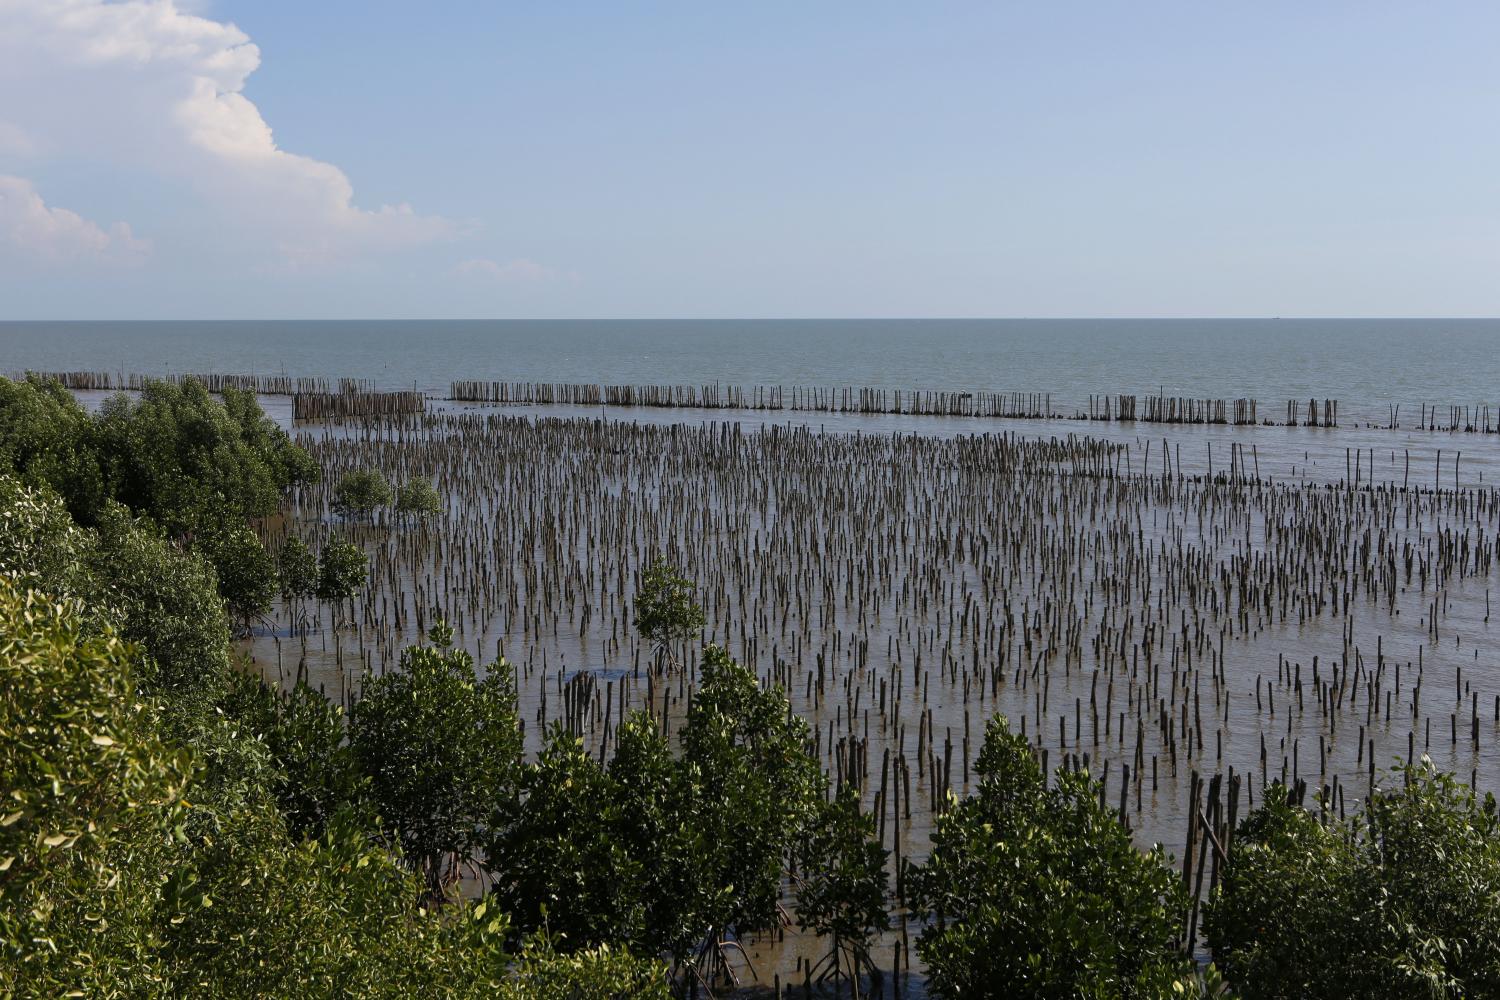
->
{"left": 317, "top": 539, "right": 368, "bottom": 605}
{"left": 395, "top": 477, "right": 443, "bottom": 518}
{"left": 0, "top": 574, "right": 667, "bottom": 998}
{"left": 277, "top": 535, "right": 318, "bottom": 602}
{"left": 499, "top": 929, "right": 671, "bottom": 1000}
{"left": 91, "top": 379, "right": 313, "bottom": 534}
{"left": 909, "top": 716, "right": 1196, "bottom": 1000}
{"left": 0, "top": 477, "right": 233, "bottom": 710}
{"left": 795, "top": 784, "right": 890, "bottom": 983}
{"left": 198, "top": 521, "right": 278, "bottom": 627}
{"left": 350, "top": 624, "right": 523, "bottom": 896}
{"left": 603, "top": 711, "right": 700, "bottom": 960}
{"left": 490, "top": 645, "right": 825, "bottom": 981}
{"left": 1206, "top": 765, "right": 1500, "bottom": 1000}
{"left": 676, "top": 644, "right": 824, "bottom": 946}
{"left": 0, "top": 375, "right": 105, "bottom": 524}
{"left": 0, "top": 577, "right": 193, "bottom": 996}
{"left": 489, "top": 725, "right": 646, "bottom": 949}
{"left": 333, "top": 468, "right": 393, "bottom": 519}
{"left": 0, "top": 375, "right": 314, "bottom": 621}
{"left": 225, "top": 673, "right": 368, "bottom": 842}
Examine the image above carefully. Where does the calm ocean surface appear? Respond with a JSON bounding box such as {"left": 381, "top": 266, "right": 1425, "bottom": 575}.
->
{"left": 3, "top": 319, "right": 1499, "bottom": 416}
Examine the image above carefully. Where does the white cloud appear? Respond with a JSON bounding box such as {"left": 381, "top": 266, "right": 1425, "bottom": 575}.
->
{"left": 455, "top": 257, "right": 574, "bottom": 285}
{"left": 0, "top": 0, "right": 454, "bottom": 262}
{"left": 0, "top": 174, "right": 148, "bottom": 263}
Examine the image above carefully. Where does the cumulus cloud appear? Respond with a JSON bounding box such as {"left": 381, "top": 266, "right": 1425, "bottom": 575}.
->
{"left": 0, "top": 174, "right": 148, "bottom": 263}
{"left": 0, "top": 0, "right": 454, "bottom": 262}
{"left": 454, "top": 257, "right": 571, "bottom": 284}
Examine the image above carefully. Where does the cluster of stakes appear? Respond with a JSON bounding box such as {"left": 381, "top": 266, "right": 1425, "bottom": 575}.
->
{"left": 240, "top": 402, "right": 1500, "bottom": 994}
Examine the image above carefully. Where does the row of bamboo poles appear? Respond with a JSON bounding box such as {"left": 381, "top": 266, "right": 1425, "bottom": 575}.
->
{"left": 1391, "top": 402, "right": 1500, "bottom": 434}
{"left": 1103, "top": 395, "right": 1257, "bottom": 424}
{"left": 292, "top": 390, "right": 425, "bottom": 421}
{"left": 449, "top": 380, "right": 1061, "bottom": 417}
{"left": 28, "top": 368, "right": 1500, "bottom": 435}
{"left": 451, "top": 380, "right": 1348, "bottom": 428}
{"left": 13, "top": 369, "right": 369, "bottom": 396}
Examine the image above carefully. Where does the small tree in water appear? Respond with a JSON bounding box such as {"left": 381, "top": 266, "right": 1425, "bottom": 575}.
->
{"left": 674, "top": 644, "right": 823, "bottom": 990}
{"left": 795, "top": 785, "right": 890, "bottom": 997}
{"left": 277, "top": 536, "right": 318, "bottom": 603}
{"left": 316, "top": 539, "right": 367, "bottom": 627}
{"left": 631, "top": 558, "right": 704, "bottom": 669}
{"left": 198, "top": 522, "right": 277, "bottom": 630}
{"left": 275, "top": 535, "right": 319, "bottom": 635}
{"left": 488, "top": 725, "right": 646, "bottom": 950}
{"left": 331, "top": 469, "right": 392, "bottom": 520}
{"left": 395, "top": 478, "right": 443, "bottom": 520}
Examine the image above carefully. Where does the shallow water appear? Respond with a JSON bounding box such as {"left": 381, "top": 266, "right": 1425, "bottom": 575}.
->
{"left": 224, "top": 406, "right": 1500, "bottom": 997}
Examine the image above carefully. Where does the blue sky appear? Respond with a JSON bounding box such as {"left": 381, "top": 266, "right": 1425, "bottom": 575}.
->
{"left": 1, "top": 1, "right": 1497, "bottom": 318}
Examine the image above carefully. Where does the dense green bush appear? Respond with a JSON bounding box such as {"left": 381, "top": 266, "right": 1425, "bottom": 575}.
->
{"left": 670, "top": 643, "right": 824, "bottom": 982}
{"left": 1206, "top": 767, "right": 1500, "bottom": 1000}
{"left": 395, "top": 477, "right": 443, "bottom": 518}
{"left": 491, "top": 643, "right": 826, "bottom": 987}
{"left": 220, "top": 381, "right": 321, "bottom": 491}
{"left": 0, "top": 478, "right": 232, "bottom": 709}
{"left": 500, "top": 930, "right": 671, "bottom": 1000}
{"left": 87, "top": 504, "right": 234, "bottom": 708}
{"left": 0, "top": 578, "right": 192, "bottom": 996}
{"left": 0, "top": 473, "right": 96, "bottom": 608}
{"left": 910, "top": 716, "right": 1197, "bottom": 999}
{"left": 350, "top": 625, "right": 523, "bottom": 896}
{"left": 333, "top": 468, "right": 394, "bottom": 518}
{"left": 490, "top": 726, "right": 646, "bottom": 949}
{"left": 0, "top": 375, "right": 106, "bottom": 524}
{"left": 0, "top": 577, "right": 668, "bottom": 997}
{"left": 162, "top": 805, "right": 491, "bottom": 1000}
{"left": 92, "top": 380, "right": 313, "bottom": 534}
{"left": 227, "top": 673, "right": 367, "bottom": 841}
{"left": 602, "top": 710, "right": 700, "bottom": 960}
{"left": 0, "top": 376, "right": 314, "bottom": 620}
{"left": 199, "top": 521, "right": 278, "bottom": 627}
{"left": 276, "top": 535, "right": 319, "bottom": 602}
{"left": 317, "top": 538, "right": 368, "bottom": 608}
